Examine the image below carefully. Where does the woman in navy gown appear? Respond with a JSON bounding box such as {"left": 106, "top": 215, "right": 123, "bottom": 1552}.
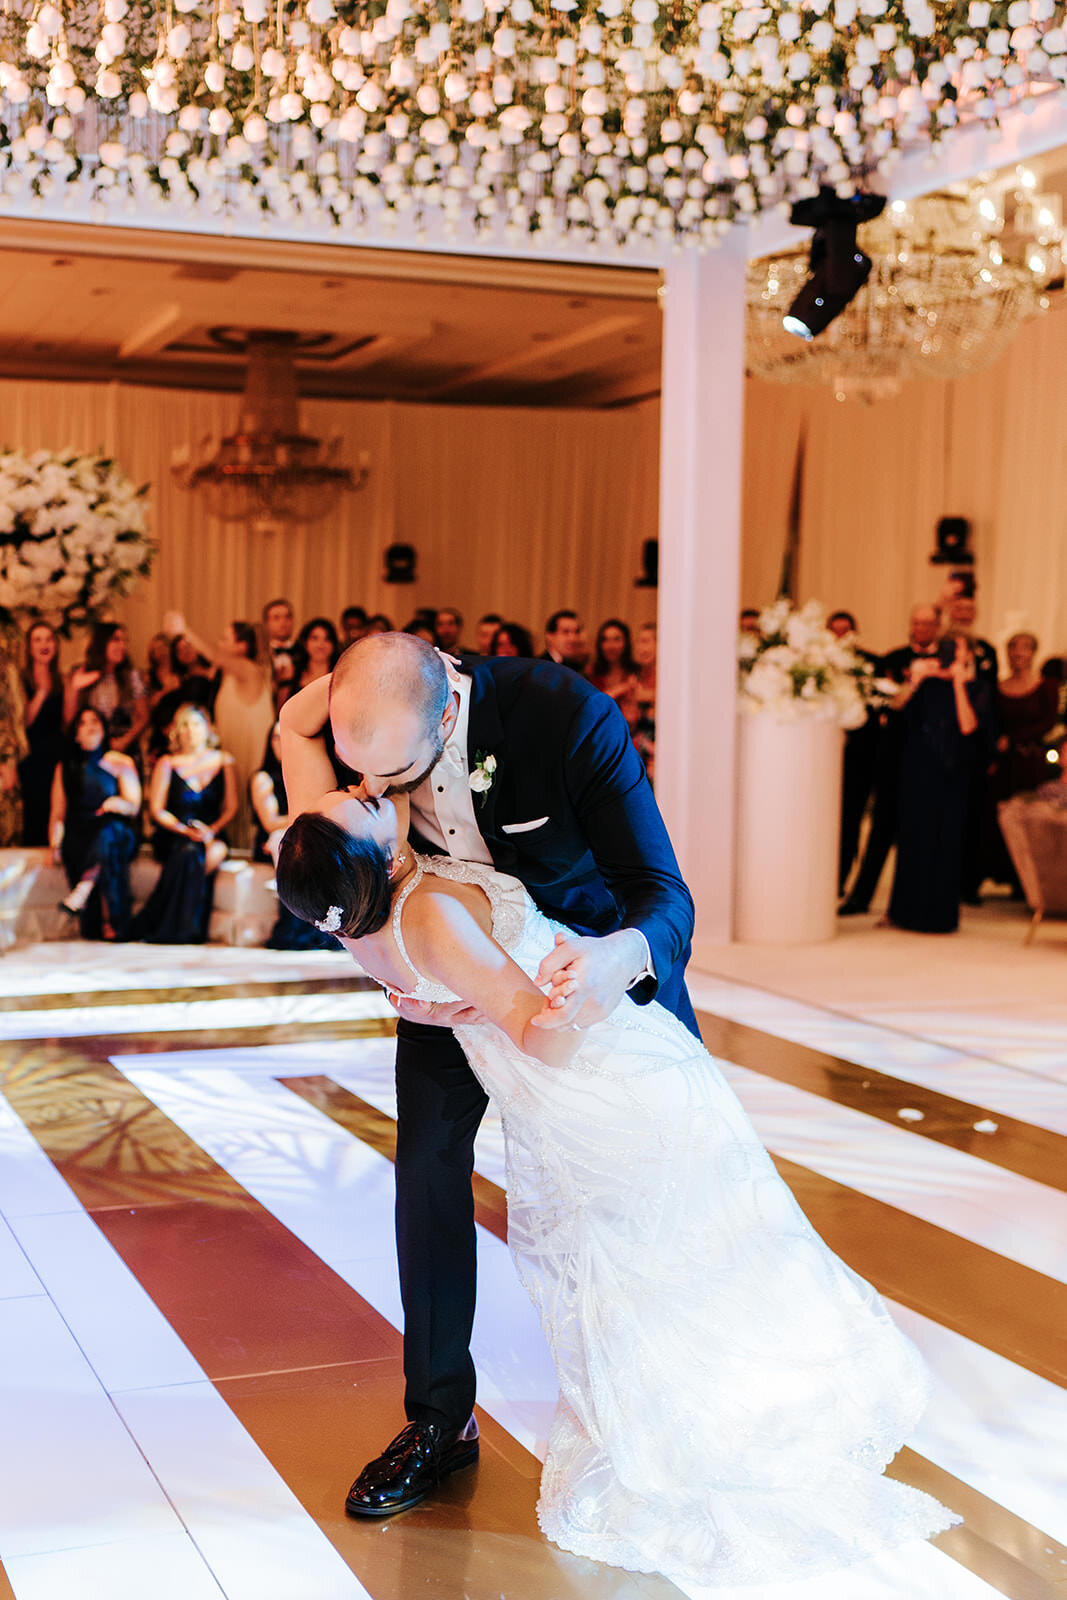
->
{"left": 48, "top": 707, "right": 141, "bottom": 939}
{"left": 250, "top": 723, "right": 338, "bottom": 951}
{"left": 888, "top": 634, "right": 994, "bottom": 934}
{"left": 133, "top": 705, "right": 237, "bottom": 944}
{"left": 20, "top": 621, "right": 65, "bottom": 846}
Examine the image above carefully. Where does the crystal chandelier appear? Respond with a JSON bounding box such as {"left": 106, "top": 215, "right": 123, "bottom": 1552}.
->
{"left": 746, "top": 177, "right": 1064, "bottom": 402}
{"left": 171, "top": 330, "right": 368, "bottom": 522}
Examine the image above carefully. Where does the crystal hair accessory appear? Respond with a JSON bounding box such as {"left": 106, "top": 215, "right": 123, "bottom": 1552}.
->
{"left": 314, "top": 905, "right": 344, "bottom": 934}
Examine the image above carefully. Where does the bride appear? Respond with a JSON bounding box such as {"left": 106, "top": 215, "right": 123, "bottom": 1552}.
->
{"left": 276, "top": 786, "right": 957, "bottom": 1589}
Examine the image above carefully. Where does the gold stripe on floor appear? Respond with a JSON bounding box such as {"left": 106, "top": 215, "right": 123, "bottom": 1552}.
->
{"left": 0, "top": 1557, "right": 16, "bottom": 1600}
{"left": 696, "top": 1007, "right": 1067, "bottom": 1194}
{"left": 281, "top": 1074, "right": 509, "bottom": 1242}
{"left": 1, "top": 974, "right": 369, "bottom": 1012}
{"left": 889, "top": 1449, "right": 1067, "bottom": 1600}
{"left": 0, "top": 1041, "right": 681, "bottom": 1600}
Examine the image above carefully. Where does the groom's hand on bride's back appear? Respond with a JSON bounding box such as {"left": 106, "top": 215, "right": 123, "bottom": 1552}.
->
{"left": 384, "top": 990, "right": 485, "bottom": 1027}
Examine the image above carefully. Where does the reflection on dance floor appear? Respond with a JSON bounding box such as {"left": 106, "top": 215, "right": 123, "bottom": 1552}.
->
{"left": 0, "top": 944, "right": 1063, "bottom": 1600}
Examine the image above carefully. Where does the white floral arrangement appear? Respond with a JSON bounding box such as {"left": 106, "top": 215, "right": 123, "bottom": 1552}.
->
{"left": 0, "top": 448, "right": 154, "bottom": 630}
{"left": 738, "top": 599, "right": 879, "bottom": 729}
{"left": 0, "top": 0, "right": 1062, "bottom": 246}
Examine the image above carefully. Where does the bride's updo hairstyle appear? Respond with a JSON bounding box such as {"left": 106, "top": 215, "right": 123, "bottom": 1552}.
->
{"left": 276, "top": 812, "right": 392, "bottom": 938}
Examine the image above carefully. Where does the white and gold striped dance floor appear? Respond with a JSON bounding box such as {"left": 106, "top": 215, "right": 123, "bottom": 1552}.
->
{"left": 0, "top": 941, "right": 1064, "bottom": 1600}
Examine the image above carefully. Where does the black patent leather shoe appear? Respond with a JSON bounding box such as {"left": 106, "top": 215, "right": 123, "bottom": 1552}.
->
{"left": 344, "top": 1416, "right": 479, "bottom": 1517}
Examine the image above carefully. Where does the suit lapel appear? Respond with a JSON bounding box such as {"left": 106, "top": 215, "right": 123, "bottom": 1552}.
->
{"left": 464, "top": 661, "right": 506, "bottom": 844}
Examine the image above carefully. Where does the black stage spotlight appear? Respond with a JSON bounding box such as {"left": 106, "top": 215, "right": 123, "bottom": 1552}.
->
{"left": 783, "top": 189, "right": 887, "bottom": 341}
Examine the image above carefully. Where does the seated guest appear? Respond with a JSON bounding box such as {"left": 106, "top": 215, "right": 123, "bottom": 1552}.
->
{"left": 263, "top": 597, "right": 297, "bottom": 701}
{"left": 489, "top": 621, "right": 534, "bottom": 659}
{"left": 542, "top": 609, "right": 588, "bottom": 672}
{"left": 434, "top": 608, "right": 464, "bottom": 653}
{"left": 633, "top": 620, "right": 657, "bottom": 783}
{"left": 133, "top": 705, "right": 237, "bottom": 944}
{"left": 364, "top": 613, "right": 394, "bottom": 636}
{"left": 65, "top": 622, "right": 148, "bottom": 759}
{"left": 49, "top": 707, "right": 140, "bottom": 940}
{"left": 590, "top": 619, "right": 640, "bottom": 731}
{"left": 281, "top": 617, "right": 340, "bottom": 705}
{"left": 250, "top": 725, "right": 339, "bottom": 951}
{"left": 20, "top": 621, "right": 64, "bottom": 847}
{"left": 474, "top": 613, "right": 503, "bottom": 654}
{"left": 887, "top": 634, "right": 994, "bottom": 934}
{"left": 340, "top": 606, "right": 367, "bottom": 647}
{"left": 404, "top": 619, "right": 437, "bottom": 645}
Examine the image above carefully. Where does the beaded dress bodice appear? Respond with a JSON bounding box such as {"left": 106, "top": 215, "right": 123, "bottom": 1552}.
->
{"left": 390, "top": 854, "right": 543, "bottom": 1003}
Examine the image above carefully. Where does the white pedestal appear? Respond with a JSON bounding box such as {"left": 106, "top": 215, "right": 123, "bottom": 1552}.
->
{"left": 734, "top": 713, "right": 844, "bottom": 944}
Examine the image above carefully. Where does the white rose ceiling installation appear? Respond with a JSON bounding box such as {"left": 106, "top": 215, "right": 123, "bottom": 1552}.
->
{"left": 1, "top": 0, "right": 1066, "bottom": 249}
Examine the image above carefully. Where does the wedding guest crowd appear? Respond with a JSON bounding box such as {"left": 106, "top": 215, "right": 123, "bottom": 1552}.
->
{"left": 1, "top": 592, "right": 658, "bottom": 944}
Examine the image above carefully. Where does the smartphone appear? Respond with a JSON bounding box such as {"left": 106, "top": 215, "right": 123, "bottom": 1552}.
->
{"left": 936, "top": 636, "right": 957, "bottom": 670}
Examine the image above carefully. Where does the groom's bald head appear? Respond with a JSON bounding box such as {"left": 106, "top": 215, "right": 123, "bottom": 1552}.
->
{"left": 329, "top": 632, "right": 455, "bottom": 796}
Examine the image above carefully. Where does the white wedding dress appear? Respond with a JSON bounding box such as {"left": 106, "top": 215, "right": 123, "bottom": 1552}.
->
{"left": 391, "top": 855, "right": 957, "bottom": 1588}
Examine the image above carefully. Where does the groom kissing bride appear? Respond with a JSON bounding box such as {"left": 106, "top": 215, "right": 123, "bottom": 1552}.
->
{"left": 277, "top": 631, "right": 953, "bottom": 1587}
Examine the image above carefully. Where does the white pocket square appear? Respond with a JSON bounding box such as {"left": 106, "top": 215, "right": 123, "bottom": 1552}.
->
{"left": 501, "top": 816, "right": 550, "bottom": 834}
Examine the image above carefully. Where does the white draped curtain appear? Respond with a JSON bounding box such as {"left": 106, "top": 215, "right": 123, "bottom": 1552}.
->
{"left": 741, "top": 308, "right": 1067, "bottom": 659}
{"left": 0, "top": 377, "right": 661, "bottom": 660}
{"left": 4, "top": 303, "right": 1066, "bottom": 667}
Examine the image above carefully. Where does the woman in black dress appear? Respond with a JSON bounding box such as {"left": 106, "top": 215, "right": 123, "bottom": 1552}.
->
{"left": 20, "top": 621, "right": 65, "bottom": 846}
{"left": 985, "top": 631, "right": 1060, "bottom": 889}
{"left": 888, "top": 634, "right": 994, "bottom": 934}
{"left": 133, "top": 705, "right": 237, "bottom": 944}
{"left": 250, "top": 723, "right": 338, "bottom": 951}
{"left": 48, "top": 707, "right": 141, "bottom": 939}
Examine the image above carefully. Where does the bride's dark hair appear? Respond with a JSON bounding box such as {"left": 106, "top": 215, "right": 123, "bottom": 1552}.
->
{"left": 276, "top": 812, "right": 392, "bottom": 938}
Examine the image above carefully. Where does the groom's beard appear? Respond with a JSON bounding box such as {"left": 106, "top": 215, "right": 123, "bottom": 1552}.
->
{"left": 386, "top": 732, "right": 446, "bottom": 797}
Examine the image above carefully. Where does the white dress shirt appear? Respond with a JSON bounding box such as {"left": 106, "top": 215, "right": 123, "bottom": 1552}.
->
{"left": 409, "top": 673, "right": 493, "bottom": 865}
{"left": 410, "top": 668, "right": 655, "bottom": 986}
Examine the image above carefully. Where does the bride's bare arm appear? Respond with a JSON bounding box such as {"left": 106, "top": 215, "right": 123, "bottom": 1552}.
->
{"left": 279, "top": 677, "right": 337, "bottom": 814}
{"left": 403, "top": 891, "right": 580, "bottom": 1070}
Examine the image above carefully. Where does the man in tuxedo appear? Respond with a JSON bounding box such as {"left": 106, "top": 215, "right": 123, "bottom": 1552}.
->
{"left": 840, "top": 603, "right": 941, "bottom": 915}
{"left": 541, "top": 608, "right": 589, "bottom": 672}
{"left": 280, "top": 633, "right": 696, "bottom": 1516}
{"left": 263, "top": 597, "right": 297, "bottom": 701}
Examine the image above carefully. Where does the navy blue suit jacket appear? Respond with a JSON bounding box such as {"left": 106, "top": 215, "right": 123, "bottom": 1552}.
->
{"left": 415, "top": 656, "right": 697, "bottom": 1035}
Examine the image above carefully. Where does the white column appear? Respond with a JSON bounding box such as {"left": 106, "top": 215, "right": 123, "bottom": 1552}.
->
{"left": 656, "top": 239, "right": 747, "bottom": 956}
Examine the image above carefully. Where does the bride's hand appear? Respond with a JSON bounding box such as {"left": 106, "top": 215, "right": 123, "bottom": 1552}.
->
{"left": 384, "top": 989, "right": 484, "bottom": 1027}
{"left": 532, "top": 929, "right": 648, "bottom": 1030}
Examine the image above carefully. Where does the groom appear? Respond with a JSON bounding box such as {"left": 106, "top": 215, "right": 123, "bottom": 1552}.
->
{"left": 280, "top": 632, "right": 697, "bottom": 1515}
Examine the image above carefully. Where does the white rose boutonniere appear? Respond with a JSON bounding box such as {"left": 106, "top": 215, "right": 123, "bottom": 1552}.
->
{"left": 469, "top": 751, "right": 497, "bottom": 805}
